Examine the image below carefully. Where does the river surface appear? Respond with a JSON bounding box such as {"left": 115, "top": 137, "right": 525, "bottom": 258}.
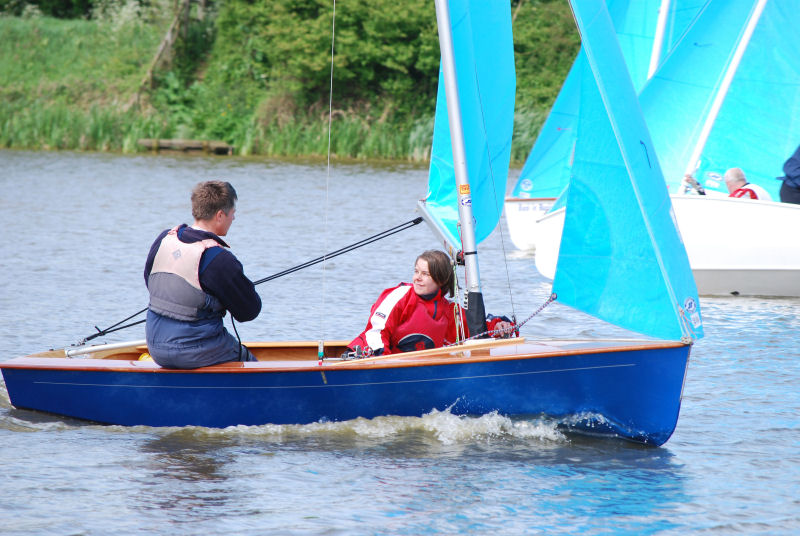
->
{"left": 0, "top": 149, "right": 798, "bottom": 535}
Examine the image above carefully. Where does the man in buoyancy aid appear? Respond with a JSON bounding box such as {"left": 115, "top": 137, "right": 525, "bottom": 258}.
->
{"left": 144, "top": 181, "right": 262, "bottom": 369}
{"left": 346, "top": 250, "right": 515, "bottom": 357}
{"left": 724, "top": 167, "right": 772, "bottom": 200}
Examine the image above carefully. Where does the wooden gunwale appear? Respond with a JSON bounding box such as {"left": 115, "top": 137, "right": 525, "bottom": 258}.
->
{"left": 0, "top": 338, "right": 689, "bottom": 374}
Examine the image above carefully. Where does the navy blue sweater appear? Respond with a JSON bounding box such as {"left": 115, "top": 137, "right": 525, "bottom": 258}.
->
{"left": 144, "top": 224, "right": 261, "bottom": 322}
{"left": 783, "top": 144, "right": 800, "bottom": 188}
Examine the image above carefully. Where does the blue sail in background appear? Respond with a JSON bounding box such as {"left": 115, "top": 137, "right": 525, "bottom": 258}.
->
{"left": 512, "top": 56, "right": 581, "bottom": 200}
{"left": 512, "top": 0, "right": 705, "bottom": 201}
{"left": 609, "top": 0, "right": 666, "bottom": 89}
{"left": 554, "top": 0, "right": 703, "bottom": 342}
{"left": 426, "top": 0, "right": 515, "bottom": 248}
{"left": 659, "top": 0, "right": 709, "bottom": 56}
{"left": 639, "top": 0, "right": 800, "bottom": 199}
{"left": 513, "top": 0, "right": 660, "bottom": 200}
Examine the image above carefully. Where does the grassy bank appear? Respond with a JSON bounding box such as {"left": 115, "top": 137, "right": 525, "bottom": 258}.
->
{"left": 0, "top": 11, "right": 173, "bottom": 151}
{"left": 0, "top": 1, "right": 578, "bottom": 162}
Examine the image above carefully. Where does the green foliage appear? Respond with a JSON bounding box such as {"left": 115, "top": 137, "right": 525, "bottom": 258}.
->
{"left": 234, "top": 113, "right": 429, "bottom": 161}
{"left": 0, "top": 0, "right": 580, "bottom": 162}
{"left": 0, "top": 15, "right": 163, "bottom": 107}
{"left": 0, "top": 100, "right": 173, "bottom": 151}
{"left": 148, "top": 3, "right": 216, "bottom": 138}
{"left": 511, "top": 108, "right": 547, "bottom": 163}
{"left": 512, "top": 0, "right": 580, "bottom": 111}
{"left": 0, "top": 12, "right": 180, "bottom": 152}
{"left": 0, "top": 0, "right": 93, "bottom": 18}
{"left": 198, "top": 0, "right": 439, "bottom": 127}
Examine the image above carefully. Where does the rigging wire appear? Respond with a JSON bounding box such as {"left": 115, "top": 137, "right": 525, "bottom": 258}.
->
{"left": 320, "top": 0, "right": 337, "bottom": 345}
{"left": 470, "top": 54, "right": 518, "bottom": 323}
{"left": 75, "top": 217, "right": 423, "bottom": 346}
{"left": 450, "top": 292, "right": 555, "bottom": 344}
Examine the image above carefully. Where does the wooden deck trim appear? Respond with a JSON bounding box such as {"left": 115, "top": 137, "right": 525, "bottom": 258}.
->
{"left": 0, "top": 339, "right": 690, "bottom": 374}
{"left": 326, "top": 337, "right": 525, "bottom": 365}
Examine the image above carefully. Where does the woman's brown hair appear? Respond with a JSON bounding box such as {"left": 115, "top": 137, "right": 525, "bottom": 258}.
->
{"left": 416, "top": 250, "right": 455, "bottom": 297}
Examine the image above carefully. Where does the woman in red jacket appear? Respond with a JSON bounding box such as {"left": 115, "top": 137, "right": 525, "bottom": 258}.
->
{"left": 347, "top": 250, "right": 513, "bottom": 357}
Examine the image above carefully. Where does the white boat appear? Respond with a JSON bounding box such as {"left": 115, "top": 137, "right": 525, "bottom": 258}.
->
{"left": 508, "top": 0, "right": 800, "bottom": 296}
{"left": 535, "top": 195, "right": 800, "bottom": 297}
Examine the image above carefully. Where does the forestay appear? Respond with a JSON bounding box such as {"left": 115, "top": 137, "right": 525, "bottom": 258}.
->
{"left": 554, "top": 0, "right": 704, "bottom": 342}
{"left": 424, "top": 0, "right": 515, "bottom": 248}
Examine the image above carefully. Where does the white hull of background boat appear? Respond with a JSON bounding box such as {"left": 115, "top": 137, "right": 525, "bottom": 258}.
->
{"left": 523, "top": 195, "right": 800, "bottom": 297}
{"left": 503, "top": 198, "right": 554, "bottom": 251}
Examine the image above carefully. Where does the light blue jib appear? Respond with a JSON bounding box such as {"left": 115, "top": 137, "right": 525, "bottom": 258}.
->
{"left": 426, "top": 0, "right": 515, "bottom": 248}
{"left": 554, "top": 0, "right": 704, "bottom": 342}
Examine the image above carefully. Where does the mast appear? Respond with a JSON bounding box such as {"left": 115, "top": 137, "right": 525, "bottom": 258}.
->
{"left": 433, "top": 0, "right": 487, "bottom": 336}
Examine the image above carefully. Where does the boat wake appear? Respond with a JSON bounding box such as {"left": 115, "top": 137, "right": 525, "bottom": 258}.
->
{"left": 2, "top": 394, "right": 645, "bottom": 448}
{"left": 153, "top": 409, "right": 568, "bottom": 445}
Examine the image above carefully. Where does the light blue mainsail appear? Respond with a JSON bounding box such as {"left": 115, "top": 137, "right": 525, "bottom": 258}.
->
{"left": 512, "top": 0, "right": 705, "bottom": 201}
{"left": 639, "top": 0, "right": 800, "bottom": 199}
{"left": 425, "top": 0, "right": 515, "bottom": 248}
{"left": 554, "top": 0, "right": 704, "bottom": 342}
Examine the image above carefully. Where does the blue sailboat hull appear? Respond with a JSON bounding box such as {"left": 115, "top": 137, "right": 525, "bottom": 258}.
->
{"left": 0, "top": 340, "right": 691, "bottom": 445}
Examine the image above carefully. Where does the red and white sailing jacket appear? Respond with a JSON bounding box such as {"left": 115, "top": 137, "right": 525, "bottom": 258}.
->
{"left": 348, "top": 283, "right": 465, "bottom": 355}
{"left": 729, "top": 183, "right": 772, "bottom": 201}
{"left": 348, "top": 283, "right": 514, "bottom": 356}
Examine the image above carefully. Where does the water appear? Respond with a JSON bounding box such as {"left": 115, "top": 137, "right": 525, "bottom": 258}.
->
{"left": 1, "top": 149, "right": 798, "bottom": 534}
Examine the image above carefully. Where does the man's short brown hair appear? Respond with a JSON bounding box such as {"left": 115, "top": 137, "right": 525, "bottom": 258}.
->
{"left": 191, "top": 181, "right": 237, "bottom": 221}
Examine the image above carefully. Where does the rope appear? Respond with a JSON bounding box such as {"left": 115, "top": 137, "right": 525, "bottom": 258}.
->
{"left": 512, "top": 292, "right": 557, "bottom": 331}
{"left": 451, "top": 261, "right": 465, "bottom": 344}
{"left": 76, "top": 217, "right": 423, "bottom": 346}
{"left": 78, "top": 317, "right": 147, "bottom": 345}
{"left": 447, "top": 292, "right": 557, "bottom": 345}
{"left": 253, "top": 218, "right": 422, "bottom": 285}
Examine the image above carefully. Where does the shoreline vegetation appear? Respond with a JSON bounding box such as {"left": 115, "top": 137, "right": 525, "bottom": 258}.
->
{"left": 0, "top": 0, "right": 579, "bottom": 163}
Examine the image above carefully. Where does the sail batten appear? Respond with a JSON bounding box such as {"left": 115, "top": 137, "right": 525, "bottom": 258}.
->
{"left": 681, "top": 0, "right": 768, "bottom": 180}
{"left": 647, "top": 0, "right": 671, "bottom": 79}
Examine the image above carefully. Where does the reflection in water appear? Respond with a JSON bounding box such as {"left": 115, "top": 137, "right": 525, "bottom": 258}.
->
{"left": 526, "top": 442, "right": 689, "bottom": 534}
{"left": 142, "top": 431, "right": 233, "bottom": 482}
{"left": 134, "top": 431, "right": 238, "bottom": 518}
{"left": 123, "top": 411, "right": 689, "bottom": 533}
